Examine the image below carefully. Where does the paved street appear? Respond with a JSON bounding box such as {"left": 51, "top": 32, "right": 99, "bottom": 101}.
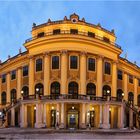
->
{"left": 0, "top": 128, "right": 140, "bottom": 139}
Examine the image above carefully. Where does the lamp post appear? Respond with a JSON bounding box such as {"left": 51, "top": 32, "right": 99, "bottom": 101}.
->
{"left": 36, "top": 88, "right": 39, "bottom": 99}
{"left": 107, "top": 90, "right": 110, "bottom": 101}
{"left": 122, "top": 93, "right": 124, "bottom": 102}
{"left": 87, "top": 111, "right": 91, "bottom": 129}
{"left": 21, "top": 90, "right": 24, "bottom": 100}
{"left": 56, "top": 111, "right": 59, "bottom": 129}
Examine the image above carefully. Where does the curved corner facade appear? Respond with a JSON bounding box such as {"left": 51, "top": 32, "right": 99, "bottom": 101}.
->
{"left": 0, "top": 14, "right": 140, "bottom": 129}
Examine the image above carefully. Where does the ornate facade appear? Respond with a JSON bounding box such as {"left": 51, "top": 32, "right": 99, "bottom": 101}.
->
{"left": 0, "top": 13, "right": 140, "bottom": 129}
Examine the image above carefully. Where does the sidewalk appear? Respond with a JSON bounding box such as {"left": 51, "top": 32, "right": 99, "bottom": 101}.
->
{"left": 0, "top": 127, "right": 138, "bottom": 135}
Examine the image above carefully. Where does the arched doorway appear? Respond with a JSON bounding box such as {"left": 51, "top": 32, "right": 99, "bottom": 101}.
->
{"left": 35, "top": 83, "right": 44, "bottom": 95}
{"left": 102, "top": 85, "right": 111, "bottom": 100}
{"left": 10, "top": 89, "right": 17, "bottom": 103}
{"left": 86, "top": 83, "right": 96, "bottom": 96}
{"left": 117, "top": 89, "right": 123, "bottom": 101}
{"left": 22, "top": 86, "right": 29, "bottom": 98}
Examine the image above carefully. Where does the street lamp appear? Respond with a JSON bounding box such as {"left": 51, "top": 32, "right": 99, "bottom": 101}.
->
{"left": 36, "top": 88, "right": 39, "bottom": 99}
{"left": 56, "top": 111, "right": 59, "bottom": 129}
{"left": 21, "top": 90, "right": 24, "bottom": 100}
{"left": 107, "top": 90, "right": 110, "bottom": 101}
{"left": 87, "top": 111, "right": 91, "bottom": 129}
{"left": 122, "top": 93, "right": 124, "bottom": 102}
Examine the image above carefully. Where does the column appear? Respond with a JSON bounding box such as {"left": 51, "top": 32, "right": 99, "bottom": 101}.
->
{"left": 20, "top": 104, "right": 27, "bottom": 128}
{"left": 134, "top": 77, "right": 138, "bottom": 105}
{"left": 43, "top": 104, "right": 47, "bottom": 127}
{"left": 97, "top": 56, "right": 103, "bottom": 97}
{"left": 29, "top": 56, "right": 34, "bottom": 95}
{"left": 61, "top": 50, "right": 67, "bottom": 94}
{"left": 6, "top": 72, "right": 10, "bottom": 104}
{"left": 124, "top": 73, "right": 128, "bottom": 101}
{"left": 60, "top": 103, "right": 64, "bottom": 128}
{"left": 99, "top": 105, "right": 103, "bottom": 128}
{"left": 80, "top": 52, "right": 86, "bottom": 95}
{"left": 44, "top": 53, "right": 50, "bottom": 95}
{"left": 129, "top": 104, "right": 133, "bottom": 128}
{"left": 81, "top": 103, "right": 86, "bottom": 128}
{"left": 118, "top": 105, "right": 124, "bottom": 128}
{"left": 112, "top": 61, "right": 117, "bottom": 97}
{"left": 0, "top": 76, "right": 1, "bottom": 105}
{"left": 11, "top": 108, "right": 15, "bottom": 126}
{"left": 35, "top": 103, "right": 44, "bottom": 128}
{"left": 102, "top": 104, "right": 110, "bottom": 129}
{"left": 17, "top": 68, "right": 22, "bottom": 99}
{"left": 56, "top": 103, "right": 60, "bottom": 127}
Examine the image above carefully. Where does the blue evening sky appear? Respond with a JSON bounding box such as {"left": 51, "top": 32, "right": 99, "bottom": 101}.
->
{"left": 0, "top": 1, "right": 140, "bottom": 65}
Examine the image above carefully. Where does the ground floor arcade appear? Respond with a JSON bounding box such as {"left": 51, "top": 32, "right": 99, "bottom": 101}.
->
{"left": 5, "top": 100, "right": 137, "bottom": 129}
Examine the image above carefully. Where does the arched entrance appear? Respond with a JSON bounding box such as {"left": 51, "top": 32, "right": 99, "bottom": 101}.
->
{"left": 67, "top": 106, "right": 79, "bottom": 129}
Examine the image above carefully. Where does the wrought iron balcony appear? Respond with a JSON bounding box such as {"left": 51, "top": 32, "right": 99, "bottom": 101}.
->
{"left": 25, "top": 30, "right": 121, "bottom": 49}
{"left": 22, "top": 94, "right": 122, "bottom": 102}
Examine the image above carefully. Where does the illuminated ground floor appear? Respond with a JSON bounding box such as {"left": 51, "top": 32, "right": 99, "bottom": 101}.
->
{"left": 4, "top": 100, "right": 138, "bottom": 129}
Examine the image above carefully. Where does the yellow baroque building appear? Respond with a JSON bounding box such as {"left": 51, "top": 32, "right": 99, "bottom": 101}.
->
{"left": 0, "top": 13, "right": 140, "bottom": 129}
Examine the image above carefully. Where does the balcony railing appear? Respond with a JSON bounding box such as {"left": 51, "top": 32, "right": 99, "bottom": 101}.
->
{"left": 22, "top": 94, "right": 122, "bottom": 102}
{"left": 25, "top": 30, "right": 121, "bottom": 49}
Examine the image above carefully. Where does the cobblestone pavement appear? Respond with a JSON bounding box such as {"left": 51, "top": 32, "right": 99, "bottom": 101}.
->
{"left": 0, "top": 128, "right": 140, "bottom": 140}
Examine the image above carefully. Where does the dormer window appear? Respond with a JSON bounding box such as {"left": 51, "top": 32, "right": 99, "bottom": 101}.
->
{"left": 103, "top": 37, "right": 110, "bottom": 43}
{"left": 88, "top": 32, "right": 95, "bottom": 38}
{"left": 37, "top": 32, "right": 45, "bottom": 38}
{"left": 70, "top": 29, "right": 78, "bottom": 34}
{"left": 53, "top": 29, "right": 60, "bottom": 35}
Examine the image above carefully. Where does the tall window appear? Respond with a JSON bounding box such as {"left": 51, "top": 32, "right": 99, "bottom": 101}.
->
{"left": 51, "top": 82, "right": 60, "bottom": 94}
{"left": 138, "top": 95, "right": 140, "bottom": 107}
{"left": 35, "top": 83, "right": 44, "bottom": 95}
{"left": 22, "top": 86, "right": 29, "bottom": 97}
{"left": 11, "top": 70, "right": 16, "bottom": 80}
{"left": 118, "top": 70, "right": 123, "bottom": 80}
{"left": 53, "top": 29, "right": 60, "bottom": 35}
{"left": 10, "top": 89, "right": 17, "bottom": 103}
{"left": 128, "top": 92, "right": 134, "bottom": 104}
{"left": 139, "top": 79, "right": 140, "bottom": 87}
{"left": 52, "top": 56, "right": 59, "bottom": 69}
{"left": 36, "top": 58, "right": 42, "bottom": 72}
{"left": 68, "top": 82, "right": 78, "bottom": 94}
{"left": 105, "top": 62, "right": 111, "bottom": 75}
{"left": 86, "top": 83, "right": 96, "bottom": 95}
{"left": 23, "top": 66, "right": 28, "bottom": 76}
{"left": 129, "top": 75, "right": 133, "bottom": 84}
{"left": 1, "top": 92, "right": 6, "bottom": 105}
{"left": 70, "top": 29, "right": 78, "bottom": 34}
{"left": 88, "top": 58, "right": 95, "bottom": 71}
{"left": 102, "top": 85, "right": 111, "bottom": 98}
{"left": 70, "top": 56, "right": 78, "bottom": 69}
{"left": 2, "top": 74, "right": 6, "bottom": 83}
